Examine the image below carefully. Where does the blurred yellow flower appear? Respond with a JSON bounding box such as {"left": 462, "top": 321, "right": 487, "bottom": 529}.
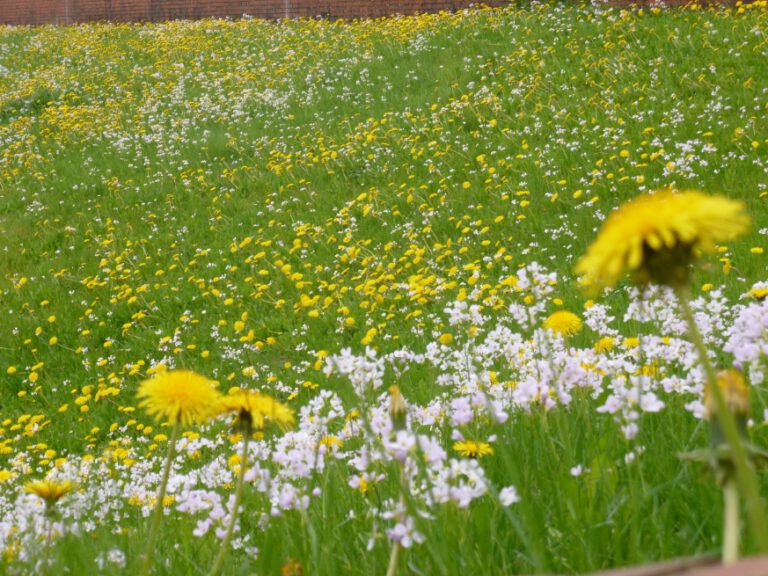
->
{"left": 218, "top": 390, "right": 294, "bottom": 432}
{"left": 706, "top": 369, "right": 750, "bottom": 419}
{"left": 453, "top": 440, "right": 493, "bottom": 458}
{"left": 594, "top": 336, "right": 615, "bottom": 353}
{"left": 25, "top": 478, "right": 75, "bottom": 506}
{"left": 748, "top": 287, "right": 768, "bottom": 300}
{"left": 137, "top": 370, "right": 222, "bottom": 426}
{"left": 438, "top": 333, "right": 453, "bottom": 345}
{"left": 543, "top": 311, "right": 583, "bottom": 337}
{"left": 576, "top": 190, "right": 749, "bottom": 291}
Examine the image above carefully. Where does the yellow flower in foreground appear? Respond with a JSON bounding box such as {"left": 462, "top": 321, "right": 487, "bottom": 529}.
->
{"left": 543, "top": 310, "right": 582, "bottom": 336}
{"left": 453, "top": 440, "right": 493, "bottom": 458}
{"left": 25, "top": 478, "right": 75, "bottom": 505}
{"left": 219, "top": 390, "right": 295, "bottom": 432}
{"left": 576, "top": 190, "right": 749, "bottom": 291}
{"left": 138, "top": 370, "right": 222, "bottom": 426}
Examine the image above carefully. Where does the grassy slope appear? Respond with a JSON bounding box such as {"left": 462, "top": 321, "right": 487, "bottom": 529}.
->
{"left": 0, "top": 3, "right": 768, "bottom": 573}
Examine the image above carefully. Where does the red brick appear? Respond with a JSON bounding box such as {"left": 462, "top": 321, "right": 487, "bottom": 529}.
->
{"left": 0, "top": 0, "right": 510, "bottom": 25}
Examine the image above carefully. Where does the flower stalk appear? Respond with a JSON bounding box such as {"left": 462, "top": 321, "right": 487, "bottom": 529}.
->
{"left": 385, "top": 518, "right": 401, "bottom": 576}
{"left": 208, "top": 426, "right": 251, "bottom": 576}
{"left": 385, "top": 386, "right": 408, "bottom": 576}
{"left": 139, "top": 418, "right": 181, "bottom": 576}
{"left": 24, "top": 478, "right": 75, "bottom": 575}
{"left": 43, "top": 520, "right": 55, "bottom": 575}
{"left": 676, "top": 288, "right": 768, "bottom": 554}
{"left": 385, "top": 461, "right": 407, "bottom": 576}
{"left": 723, "top": 479, "right": 740, "bottom": 564}
{"left": 207, "top": 389, "right": 294, "bottom": 575}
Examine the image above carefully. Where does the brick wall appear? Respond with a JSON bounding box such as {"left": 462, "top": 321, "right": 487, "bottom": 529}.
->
{"left": 0, "top": 0, "right": 508, "bottom": 25}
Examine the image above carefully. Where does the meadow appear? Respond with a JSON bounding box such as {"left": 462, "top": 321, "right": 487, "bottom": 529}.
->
{"left": 1, "top": 2, "right": 768, "bottom": 574}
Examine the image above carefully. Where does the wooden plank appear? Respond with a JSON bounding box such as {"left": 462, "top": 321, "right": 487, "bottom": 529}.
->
{"left": 583, "top": 555, "right": 768, "bottom": 576}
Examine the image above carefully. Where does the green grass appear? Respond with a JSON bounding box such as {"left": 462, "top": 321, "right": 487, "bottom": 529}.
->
{"left": 1, "top": 3, "right": 768, "bottom": 574}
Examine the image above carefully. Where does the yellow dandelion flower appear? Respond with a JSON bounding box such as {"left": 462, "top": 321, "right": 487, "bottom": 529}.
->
{"left": 623, "top": 337, "right": 641, "bottom": 349}
{"left": 219, "top": 390, "right": 295, "bottom": 433}
{"left": 25, "top": 478, "right": 75, "bottom": 505}
{"left": 453, "top": 440, "right": 494, "bottom": 458}
{"left": 543, "top": 310, "right": 583, "bottom": 337}
{"left": 748, "top": 287, "right": 768, "bottom": 300}
{"left": 594, "top": 336, "right": 615, "bottom": 353}
{"left": 576, "top": 190, "right": 749, "bottom": 291}
{"left": 355, "top": 475, "right": 371, "bottom": 495}
{"left": 137, "top": 370, "right": 222, "bottom": 426}
{"left": 319, "top": 435, "right": 343, "bottom": 450}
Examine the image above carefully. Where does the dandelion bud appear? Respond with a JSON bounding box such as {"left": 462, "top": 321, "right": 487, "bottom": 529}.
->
{"left": 706, "top": 369, "right": 750, "bottom": 451}
{"left": 389, "top": 385, "right": 407, "bottom": 431}
{"left": 706, "top": 369, "right": 750, "bottom": 420}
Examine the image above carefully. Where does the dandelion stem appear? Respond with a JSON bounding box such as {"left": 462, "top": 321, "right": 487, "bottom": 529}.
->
{"left": 676, "top": 288, "right": 768, "bottom": 552}
{"left": 42, "top": 517, "right": 55, "bottom": 576}
{"left": 385, "top": 541, "right": 401, "bottom": 576}
{"left": 723, "top": 480, "right": 740, "bottom": 564}
{"left": 140, "top": 418, "right": 181, "bottom": 576}
{"left": 208, "top": 432, "right": 250, "bottom": 576}
{"left": 385, "top": 462, "right": 406, "bottom": 576}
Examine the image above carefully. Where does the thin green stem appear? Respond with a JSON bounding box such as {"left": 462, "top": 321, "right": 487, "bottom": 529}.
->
{"left": 42, "top": 517, "right": 54, "bottom": 576}
{"left": 385, "top": 462, "right": 406, "bottom": 576}
{"left": 208, "top": 433, "right": 250, "bottom": 576}
{"left": 676, "top": 288, "right": 768, "bottom": 552}
{"left": 723, "top": 480, "right": 740, "bottom": 564}
{"left": 300, "top": 506, "right": 320, "bottom": 570}
{"left": 385, "top": 541, "right": 401, "bottom": 576}
{"left": 139, "top": 419, "right": 181, "bottom": 576}
{"left": 348, "top": 384, "right": 447, "bottom": 575}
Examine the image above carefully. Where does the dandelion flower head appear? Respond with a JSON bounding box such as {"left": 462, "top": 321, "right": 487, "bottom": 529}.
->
{"left": 453, "top": 440, "right": 494, "bottom": 458}
{"left": 25, "top": 478, "right": 75, "bottom": 506}
{"left": 543, "top": 310, "right": 583, "bottom": 337}
{"left": 137, "top": 370, "right": 222, "bottom": 426}
{"left": 747, "top": 282, "right": 768, "bottom": 300}
{"left": 576, "top": 190, "right": 749, "bottom": 291}
{"left": 219, "top": 389, "right": 295, "bottom": 432}
{"left": 594, "top": 336, "right": 616, "bottom": 353}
